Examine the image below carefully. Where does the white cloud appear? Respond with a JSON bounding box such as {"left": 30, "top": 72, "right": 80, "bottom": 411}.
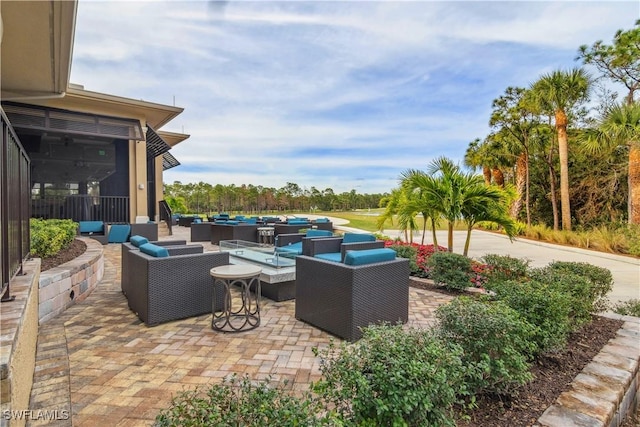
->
{"left": 70, "top": 0, "right": 638, "bottom": 193}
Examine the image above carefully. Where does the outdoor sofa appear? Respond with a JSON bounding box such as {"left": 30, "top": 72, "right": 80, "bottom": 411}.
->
{"left": 190, "top": 222, "right": 213, "bottom": 242}
{"left": 125, "top": 241, "right": 230, "bottom": 326}
{"left": 295, "top": 248, "right": 410, "bottom": 341}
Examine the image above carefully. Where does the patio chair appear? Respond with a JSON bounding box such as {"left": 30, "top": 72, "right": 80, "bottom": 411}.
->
{"left": 274, "top": 229, "right": 333, "bottom": 256}
{"left": 121, "top": 235, "right": 188, "bottom": 297}
{"left": 295, "top": 248, "right": 410, "bottom": 341}
{"left": 126, "top": 242, "right": 230, "bottom": 326}
{"left": 210, "top": 222, "right": 259, "bottom": 244}
{"left": 303, "top": 232, "right": 384, "bottom": 262}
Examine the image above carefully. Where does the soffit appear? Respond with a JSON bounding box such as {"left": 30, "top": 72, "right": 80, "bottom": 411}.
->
{"left": 21, "top": 87, "right": 184, "bottom": 130}
{"left": 156, "top": 130, "right": 190, "bottom": 148}
{"left": 0, "top": 0, "right": 77, "bottom": 98}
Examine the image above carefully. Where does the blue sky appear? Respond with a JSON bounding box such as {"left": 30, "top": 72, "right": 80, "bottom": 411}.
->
{"left": 70, "top": 1, "right": 638, "bottom": 194}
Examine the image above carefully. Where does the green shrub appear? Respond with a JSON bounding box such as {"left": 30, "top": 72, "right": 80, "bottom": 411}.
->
{"left": 388, "top": 244, "right": 422, "bottom": 276}
{"left": 30, "top": 218, "right": 77, "bottom": 258}
{"left": 486, "top": 280, "right": 572, "bottom": 354}
{"left": 529, "top": 267, "right": 596, "bottom": 328}
{"left": 544, "top": 261, "right": 613, "bottom": 313}
{"left": 436, "top": 297, "right": 535, "bottom": 396}
{"left": 155, "top": 374, "right": 329, "bottom": 427}
{"left": 427, "top": 251, "right": 473, "bottom": 291}
{"left": 313, "top": 324, "right": 467, "bottom": 427}
{"left": 481, "top": 254, "right": 530, "bottom": 284}
{"left": 612, "top": 299, "right": 640, "bottom": 317}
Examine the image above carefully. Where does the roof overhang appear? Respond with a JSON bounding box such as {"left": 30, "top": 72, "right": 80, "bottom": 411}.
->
{"left": 0, "top": 0, "right": 77, "bottom": 99}
{"left": 12, "top": 86, "right": 185, "bottom": 131}
{"left": 156, "top": 130, "right": 190, "bottom": 148}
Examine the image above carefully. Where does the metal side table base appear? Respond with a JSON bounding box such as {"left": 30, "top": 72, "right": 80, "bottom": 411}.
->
{"left": 210, "top": 265, "right": 262, "bottom": 332}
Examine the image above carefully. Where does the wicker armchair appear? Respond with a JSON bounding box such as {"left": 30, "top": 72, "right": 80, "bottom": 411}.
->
{"left": 210, "top": 223, "right": 258, "bottom": 244}
{"left": 190, "top": 222, "right": 213, "bottom": 242}
{"left": 126, "top": 248, "right": 230, "bottom": 326}
{"left": 303, "top": 236, "right": 384, "bottom": 262}
{"left": 121, "top": 238, "right": 188, "bottom": 297}
{"left": 295, "top": 252, "right": 410, "bottom": 341}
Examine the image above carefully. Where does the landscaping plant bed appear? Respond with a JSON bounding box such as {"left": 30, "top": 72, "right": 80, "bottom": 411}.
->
{"left": 409, "top": 278, "right": 628, "bottom": 427}
{"left": 40, "top": 238, "right": 87, "bottom": 271}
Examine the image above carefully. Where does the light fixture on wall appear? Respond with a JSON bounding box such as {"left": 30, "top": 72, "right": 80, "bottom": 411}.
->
{"left": 138, "top": 183, "right": 145, "bottom": 190}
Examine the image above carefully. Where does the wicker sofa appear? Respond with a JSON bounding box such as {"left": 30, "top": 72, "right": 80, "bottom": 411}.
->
{"left": 295, "top": 249, "right": 410, "bottom": 341}
{"left": 125, "top": 245, "right": 230, "bottom": 326}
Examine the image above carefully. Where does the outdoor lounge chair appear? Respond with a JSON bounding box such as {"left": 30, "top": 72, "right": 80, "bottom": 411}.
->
{"left": 126, "top": 243, "right": 230, "bottom": 326}
{"left": 274, "top": 229, "right": 333, "bottom": 256}
{"left": 120, "top": 235, "right": 188, "bottom": 298}
{"left": 303, "top": 232, "right": 384, "bottom": 262}
{"left": 295, "top": 248, "right": 410, "bottom": 341}
{"left": 210, "top": 222, "right": 259, "bottom": 244}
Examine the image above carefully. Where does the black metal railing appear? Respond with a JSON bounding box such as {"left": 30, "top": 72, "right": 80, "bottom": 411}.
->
{"left": 159, "top": 200, "right": 173, "bottom": 235}
{"left": 31, "top": 195, "right": 130, "bottom": 223}
{"left": 1, "top": 109, "right": 31, "bottom": 303}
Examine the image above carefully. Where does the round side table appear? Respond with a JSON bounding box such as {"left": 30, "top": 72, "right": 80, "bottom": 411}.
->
{"left": 210, "top": 265, "right": 262, "bottom": 332}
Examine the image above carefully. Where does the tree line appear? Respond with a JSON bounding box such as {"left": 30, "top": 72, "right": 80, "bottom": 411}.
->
{"left": 163, "top": 181, "right": 386, "bottom": 215}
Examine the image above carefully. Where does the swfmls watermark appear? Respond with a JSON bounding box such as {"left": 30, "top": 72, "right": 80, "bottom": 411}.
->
{"left": 2, "top": 409, "right": 70, "bottom": 421}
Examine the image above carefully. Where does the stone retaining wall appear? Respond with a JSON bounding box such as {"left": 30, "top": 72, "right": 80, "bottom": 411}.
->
{"left": 537, "top": 314, "right": 639, "bottom": 427}
{"left": 38, "top": 237, "right": 104, "bottom": 324}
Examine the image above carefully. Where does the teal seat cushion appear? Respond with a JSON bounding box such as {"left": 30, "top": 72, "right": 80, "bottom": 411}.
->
{"left": 108, "top": 224, "right": 131, "bottom": 243}
{"left": 130, "top": 235, "right": 149, "bottom": 247}
{"left": 306, "top": 229, "right": 332, "bottom": 238}
{"left": 275, "top": 242, "right": 302, "bottom": 255}
{"left": 139, "top": 242, "right": 169, "bottom": 258}
{"left": 342, "top": 233, "right": 376, "bottom": 244}
{"left": 79, "top": 221, "right": 104, "bottom": 234}
{"left": 344, "top": 248, "right": 396, "bottom": 266}
{"left": 314, "top": 218, "right": 329, "bottom": 223}
{"left": 315, "top": 252, "right": 342, "bottom": 263}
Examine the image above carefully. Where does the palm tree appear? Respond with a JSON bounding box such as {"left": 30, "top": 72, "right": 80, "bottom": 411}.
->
{"left": 399, "top": 170, "right": 442, "bottom": 247}
{"left": 582, "top": 102, "right": 640, "bottom": 223}
{"left": 377, "top": 187, "right": 419, "bottom": 242}
{"left": 460, "top": 183, "right": 517, "bottom": 256}
{"left": 530, "top": 68, "right": 591, "bottom": 231}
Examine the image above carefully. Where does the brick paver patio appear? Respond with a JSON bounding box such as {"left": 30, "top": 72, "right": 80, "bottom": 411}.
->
{"left": 27, "top": 241, "right": 453, "bottom": 426}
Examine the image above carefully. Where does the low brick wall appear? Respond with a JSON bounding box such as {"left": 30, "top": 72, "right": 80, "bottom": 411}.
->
{"left": 537, "top": 314, "right": 640, "bottom": 427}
{"left": 0, "top": 258, "right": 40, "bottom": 427}
{"left": 38, "top": 237, "right": 104, "bottom": 324}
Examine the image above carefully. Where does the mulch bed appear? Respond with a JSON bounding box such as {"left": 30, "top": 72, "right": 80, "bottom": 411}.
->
{"left": 39, "top": 239, "right": 87, "bottom": 271}
{"left": 409, "top": 279, "right": 627, "bottom": 426}
{"left": 40, "top": 244, "right": 635, "bottom": 425}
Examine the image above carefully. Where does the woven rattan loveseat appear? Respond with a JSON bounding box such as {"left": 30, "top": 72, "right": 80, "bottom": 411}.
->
{"left": 295, "top": 249, "right": 410, "bottom": 341}
{"left": 125, "top": 244, "right": 229, "bottom": 326}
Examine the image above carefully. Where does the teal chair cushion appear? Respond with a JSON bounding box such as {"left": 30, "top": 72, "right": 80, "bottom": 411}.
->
{"left": 78, "top": 221, "right": 104, "bottom": 234}
{"left": 306, "top": 229, "right": 332, "bottom": 238}
{"left": 342, "top": 233, "right": 376, "bottom": 244}
{"left": 315, "top": 252, "right": 342, "bottom": 263}
{"left": 108, "top": 224, "right": 131, "bottom": 243}
{"left": 344, "top": 248, "right": 396, "bottom": 266}
{"left": 130, "top": 235, "right": 149, "bottom": 247}
{"left": 139, "top": 242, "right": 169, "bottom": 258}
{"left": 275, "top": 242, "right": 303, "bottom": 255}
